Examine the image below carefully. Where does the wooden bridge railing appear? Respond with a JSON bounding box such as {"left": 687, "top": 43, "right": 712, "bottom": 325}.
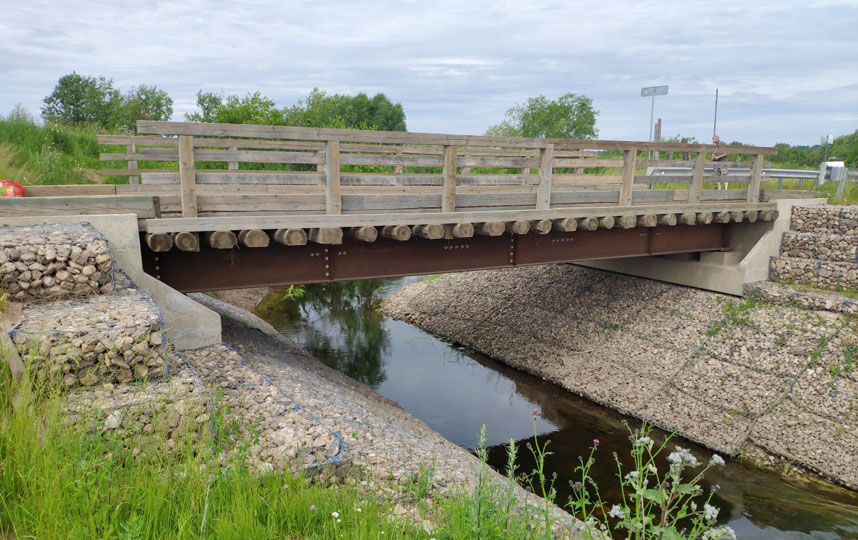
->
{"left": 92, "top": 121, "right": 777, "bottom": 222}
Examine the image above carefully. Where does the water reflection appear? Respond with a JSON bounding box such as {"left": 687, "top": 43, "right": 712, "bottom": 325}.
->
{"left": 257, "top": 277, "right": 858, "bottom": 539}
{"left": 256, "top": 280, "right": 392, "bottom": 387}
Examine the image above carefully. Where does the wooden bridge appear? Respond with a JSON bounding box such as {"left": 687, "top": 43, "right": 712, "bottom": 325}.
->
{"left": 0, "top": 121, "right": 790, "bottom": 292}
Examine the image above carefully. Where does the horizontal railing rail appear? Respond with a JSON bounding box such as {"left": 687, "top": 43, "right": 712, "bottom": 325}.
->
{"left": 91, "top": 121, "right": 779, "bottom": 220}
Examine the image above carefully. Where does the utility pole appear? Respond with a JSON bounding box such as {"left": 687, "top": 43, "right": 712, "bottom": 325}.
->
{"left": 713, "top": 88, "right": 719, "bottom": 139}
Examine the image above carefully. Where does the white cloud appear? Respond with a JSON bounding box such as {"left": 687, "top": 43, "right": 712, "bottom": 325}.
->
{"left": 1, "top": 0, "right": 856, "bottom": 145}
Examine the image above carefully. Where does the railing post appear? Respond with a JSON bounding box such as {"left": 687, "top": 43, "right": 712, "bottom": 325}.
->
{"left": 325, "top": 140, "right": 341, "bottom": 215}
{"left": 394, "top": 146, "right": 404, "bottom": 175}
{"left": 442, "top": 145, "right": 457, "bottom": 212}
{"left": 228, "top": 144, "right": 238, "bottom": 171}
{"left": 536, "top": 143, "right": 554, "bottom": 210}
{"left": 747, "top": 153, "right": 764, "bottom": 202}
{"left": 689, "top": 147, "right": 705, "bottom": 204}
{"left": 127, "top": 142, "right": 139, "bottom": 184}
{"left": 619, "top": 147, "right": 637, "bottom": 206}
{"left": 178, "top": 135, "right": 198, "bottom": 217}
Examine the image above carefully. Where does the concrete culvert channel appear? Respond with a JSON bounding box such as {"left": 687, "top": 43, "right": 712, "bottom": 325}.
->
{"left": 243, "top": 271, "right": 858, "bottom": 539}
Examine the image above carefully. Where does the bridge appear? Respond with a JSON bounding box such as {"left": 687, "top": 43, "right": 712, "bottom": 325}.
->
{"left": 1, "top": 120, "right": 812, "bottom": 295}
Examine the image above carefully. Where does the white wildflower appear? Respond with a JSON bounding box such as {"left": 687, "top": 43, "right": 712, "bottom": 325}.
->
{"left": 634, "top": 436, "right": 654, "bottom": 449}
{"left": 608, "top": 505, "right": 626, "bottom": 519}
{"left": 709, "top": 454, "right": 725, "bottom": 466}
{"left": 703, "top": 503, "right": 720, "bottom": 522}
{"left": 625, "top": 471, "right": 640, "bottom": 480}
{"left": 331, "top": 511, "right": 339, "bottom": 518}
{"left": 703, "top": 525, "right": 737, "bottom": 539}
{"left": 690, "top": 501, "right": 697, "bottom": 511}
{"left": 667, "top": 446, "right": 700, "bottom": 468}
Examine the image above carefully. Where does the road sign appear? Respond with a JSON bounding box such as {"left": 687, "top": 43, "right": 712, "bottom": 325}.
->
{"left": 641, "top": 85, "right": 668, "bottom": 97}
{"left": 821, "top": 134, "right": 834, "bottom": 145}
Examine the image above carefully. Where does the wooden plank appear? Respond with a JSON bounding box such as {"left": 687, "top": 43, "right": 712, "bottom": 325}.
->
{"left": 618, "top": 148, "right": 637, "bottom": 206}
{"left": 552, "top": 174, "right": 623, "bottom": 185}
{"left": 689, "top": 150, "right": 705, "bottom": 204}
{"left": 144, "top": 201, "right": 778, "bottom": 233}
{"left": 457, "top": 156, "right": 538, "bottom": 168}
{"left": 340, "top": 153, "right": 443, "bottom": 167}
{"left": 142, "top": 171, "right": 324, "bottom": 185}
{"left": 159, "top": 193, "right": 326, "bottom": 213}
{"left": 554, "top": 158, "right": 624, "bottom": 168}
{"left": 99, "top": 135, "right": 326, "bottom": 151}
{"left": 137, "top": 121, "right": 779, "bottom": 154}
{"left": 536, "top": 144, "right": 554, "bottom": 210}
{"left": 23, "top": 185, "right": 117, "bottom": 196}
{"left": 101, "top": 168, "right": 176, "bottom": 176}
{"left": 747, "top": 154, "right": 764, "bottom": 202}
{"left": 325, "top": 140, "right": 342, "bottom": 215}
{"left": 442, "top": 145, "right": 457, "bottom": 213}
{"left": 178, "top": 135, "right": 198, "bottom": 218}
{"left": 0, "top": 196, "right": 158, "bottom": 218}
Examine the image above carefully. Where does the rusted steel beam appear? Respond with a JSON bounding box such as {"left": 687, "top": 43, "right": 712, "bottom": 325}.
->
{"left": 141, "top": 224, "right": 730, "bottom": 292}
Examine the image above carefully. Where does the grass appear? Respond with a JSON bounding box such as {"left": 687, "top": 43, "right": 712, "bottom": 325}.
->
{"left": 0, "top": 349, "right": 577, "bottom": 540}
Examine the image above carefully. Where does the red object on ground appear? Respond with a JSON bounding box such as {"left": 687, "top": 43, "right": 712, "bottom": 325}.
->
{"left": 0, "top": 179, "right": 24, "bottom": 197}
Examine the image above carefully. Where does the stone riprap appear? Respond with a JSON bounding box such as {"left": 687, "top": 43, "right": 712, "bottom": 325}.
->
{"left": 66, "top": 361, "right": 209, "bottom": 454}
{"left": 781, "top": 231, "right": 858, "bottom": 263}
{"left": 745, "top": 281, "right": 858, "bottom": 314}
{"left": 184, "top": 344, "right": 343, "bottom": 473}
{"left": 11, "top": 285, "right": 167, "bottom": 388}
{"left": 769, "top": 257, "right": 858, "bottom": 291}
{"left": 383, "top": 265, "right": 858, "bottom": 490}
{"left": 791, "top": 205, "right": 858, "bottom": 235}
{"left": 0, "top": 223, "right": 114, "bottom": 302}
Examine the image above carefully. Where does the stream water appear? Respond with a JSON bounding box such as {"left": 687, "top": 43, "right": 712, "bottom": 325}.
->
{"left": 255, "top": 276, "right": 858, "bottom": 539}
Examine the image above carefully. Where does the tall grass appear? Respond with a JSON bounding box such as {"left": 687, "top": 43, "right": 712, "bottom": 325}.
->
{"left": 0, "top": 119, "right": 106, "bottom": 185}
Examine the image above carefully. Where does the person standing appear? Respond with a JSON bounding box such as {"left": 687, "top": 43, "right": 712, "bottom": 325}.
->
{"left": 711, "top": 135, "right": 728, "bottom": 189}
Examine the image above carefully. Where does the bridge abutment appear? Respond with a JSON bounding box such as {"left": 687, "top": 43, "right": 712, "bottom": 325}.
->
{"left": 578, "top": 197, "right": 827, "bottom": 295}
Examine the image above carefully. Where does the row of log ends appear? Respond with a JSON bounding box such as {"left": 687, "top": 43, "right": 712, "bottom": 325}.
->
{"left": 144, "top": 210, "right": 779, "bottom": 252}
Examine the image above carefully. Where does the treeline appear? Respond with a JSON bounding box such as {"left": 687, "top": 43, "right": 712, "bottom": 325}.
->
{"left": 33, "top": 72, "right": 407, "bottom": 134}
{"left": 771, "top": 131, "right": 858, "bottom": 168}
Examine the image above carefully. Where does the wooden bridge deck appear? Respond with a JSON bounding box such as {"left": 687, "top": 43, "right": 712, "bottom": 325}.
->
{"left": 0, "top": 120, "right": 797, "bottom": 290}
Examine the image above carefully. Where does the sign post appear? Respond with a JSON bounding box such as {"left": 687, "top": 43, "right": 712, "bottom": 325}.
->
{"left": 641, "top": 85, "right": 668, "bottom": 158}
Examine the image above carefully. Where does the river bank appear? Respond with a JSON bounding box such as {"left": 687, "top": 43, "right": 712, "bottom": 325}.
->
{"left": 195, "top": 293, "right": 579, "bottom": 534}
{"left": 383, "top": 264, "right": 858, "bottom": 492}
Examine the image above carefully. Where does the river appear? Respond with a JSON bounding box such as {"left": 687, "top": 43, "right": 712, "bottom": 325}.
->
{"left": 254, "top": 276, "right": 858, "bottom": 539}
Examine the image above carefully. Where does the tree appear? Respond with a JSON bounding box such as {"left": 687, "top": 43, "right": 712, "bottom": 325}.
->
{"left": 42, "top": 72, "right": 120, "bottom": 127}
{"left": 186, "top": 87, "right": 407, "bottom": 131}
{"left": 116, "top": 85, "right": 173, "bottom": 131}
{"left": 41, "top": 73, "right": 173, "bottom": 132}
{"left": 486, "top": 93, "right": 598, "bottom": 139}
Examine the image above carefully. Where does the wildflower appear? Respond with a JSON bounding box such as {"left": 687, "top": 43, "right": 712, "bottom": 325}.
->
{"left": 703, "top": 526, "right": 737, "bottom": 540}
{"left": 608, "top": 505, "right": 626, "bottom": 519}
{"left": 593, "top": 439, "right": 600, "bottom": 445}
{"left": 703, "top": 503, "right": 720, "bottom": 522}
{"left": 320, "top": 473, "right": 325, "bottom": 480}
{"left": 634, "top": 436, "right": 654, "bottom": 449}
{"left": 283, "top": 484, "right": 290, "bottom": 491}
{"left": 690, "top": 501, "right": 697, "bottom": 511}
{"left": 667, "top": 446, "right": 699, "bottom": 468}
{"left": 310, "top": 505, "right": 316, "bottom": 511}
{"left": 337, "top": 519, "right": 341, "bottom": 523}
{"left": 625, "top": 471, "right": 640, "bottom": 481}
{"left": 709, "top": 454, "right": 725, "bottom": 466}
{"left": 712, "top": 483, "right": 722, "bottom": 491}
{"left": 332, "top": 512, "right": 339, "bottom": 518}
{"left": 355, "top": 507, "right": 362, "bottom": 512}
{"left": 532, "top": 408, "right": 541, "bottom": 418}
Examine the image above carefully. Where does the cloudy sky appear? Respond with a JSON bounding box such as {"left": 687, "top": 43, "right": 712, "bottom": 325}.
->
{"left": 2, "top": 0, "right": 856, "bottom": 146}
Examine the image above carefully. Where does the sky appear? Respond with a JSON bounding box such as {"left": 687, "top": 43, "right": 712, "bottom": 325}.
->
{"left": 1, "top": 0, "right": 857, "bottom": 146}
